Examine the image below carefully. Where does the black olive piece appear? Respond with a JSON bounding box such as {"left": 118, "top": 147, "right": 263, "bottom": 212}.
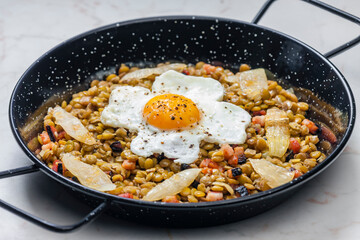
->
{"left": 191, "top": 180, "right": 200, "bottom": 188}
{"left": 285, "top": 150, "right": 294, "bottom": 162}
{"left": 110, "top": 141, "right": 123, "bottom": 153}
{"left": 235, "top": 186, "right": 249, "bottom": 197}
{"left": 115, "top": 64, "right": 121, "bottom": 74}
{"left": 231, "top": 168, "right": 242, "bottom": 177}
{"left": 57, "top": 163, "right": 63, "bottom": 175}
{"left": 180, "top": 163, "right": 190, "bottom": 171}
{"left": 156, "top": 153, "right": 165, "bottom": 161}
{"left": 72, "top": 176, "right": 80, "bottom": 183}
{"left": 238, "top": 154, "right": 247, "bottom": 165}
{"left": 289, "top": 167, "right": 296, "bottom": 172}
{"left": 109, "top": 171, "right": 114, "bottom": 177}
{"left": 46, "top": 125, "right": 56, "bottom": 142}
{"left": 315, "top": 123, "right": 322, "bottom": 135}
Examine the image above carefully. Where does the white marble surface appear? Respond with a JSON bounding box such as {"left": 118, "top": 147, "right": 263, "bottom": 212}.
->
{"left": 0, "top": 0, "right": 359, "bottom": 239}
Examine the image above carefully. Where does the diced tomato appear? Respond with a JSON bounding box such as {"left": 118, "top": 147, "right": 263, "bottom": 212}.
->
{"left": 252, "top": 110, "right": 266, "bottom": 116}
{"left": 206, "top": 191, "right": 223, "bottom": 202}
{"left": 52, "top": 160, "right": 65, "bottom": 174}
{"left": 162, "top": 196, "right": 179, "bottom": 203}
{"left": 201, "top": 167, "right": 212, "bottom": 174}
{"left": 320, "top": 126, "right": 337, "bottom": 144}
{"left": 220, "top": 144, "right": 234, "bottom": 160}
{"left": 293, "top": 169, "right": 303, "bottom": 179}
{"left": 122, "top": 160, "right": 136, "bottom": 170}
{"left": 41, "top": 142, "right": 55, "bottom": 151}
{"left": 203, "top": 64, "right": 217, "bottom": 74}
{"left": 252, "top": 116, "right": 265, "bottom": 127}
{"left": 118, "top": 193, "right": 134, "bottom": 199}
{"left": 50, "top": 126, "right": 58, "bottom": 139}
{"left": 289, "top": 138, "right": 301, "bottom": 154}
{"left": 40, "top": 131, "right": 51, "bottom": 145}
{"left": 182, "top": 69, "right": 190, "bottom": 75}
{"left": 57, "top": 131, "right": 66, "bottom": 140}
{"left": 302, "top": 119, "right": 319, "bottom": 134}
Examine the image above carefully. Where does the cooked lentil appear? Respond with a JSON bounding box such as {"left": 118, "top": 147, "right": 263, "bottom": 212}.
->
{"left": 34, "top": 62, "right": 334, "bottom": 203}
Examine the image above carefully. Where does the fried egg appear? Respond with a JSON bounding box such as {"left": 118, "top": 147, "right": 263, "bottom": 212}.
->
{"left": 101, "top": 70, "right": 251, "bottom": 164}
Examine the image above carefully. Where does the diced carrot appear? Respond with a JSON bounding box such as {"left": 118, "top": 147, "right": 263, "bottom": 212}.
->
{"left": 200, "top": 158, "right": 211, "bottom": 168}
{"left": 234, "top": 147, "right": 244, "bottom": 158}
{"left": 320, "top": 126, "right": 337, "bottom": 144}
{"left": 289, "top": 138, "right": 301, "bottom": 154}
{"left": 200, "top": 159, "right": 223, "bottom": 173}
{"left": 122, "top": 160, "right": 136, "bottom": 170}
{"left": 220, "top": 144, "right": 234, "bottom": 160}
{"left": 228, "top": 155, "right": 238, "bottom": 166}
{"left": 252, "top": 110, "right": 266, "bottom": 116}
{"left": 302, "top": 119, "right": 319, "bottom": 134}
{"left": 227, "top": 169, "right": 234, "bottom": 178}
{"left": 162, "top": 196, "right": 179, "bottom": 203}
{"left": 203, "top": 64, "right": 217, "bottom": 74}
{"left": 227, "top": 146, "right": 245, "bottom": 166}
{"left": 119, "top": 193, "right": 134, "bottom": 199}
{"left": 208, "top": 161, "right": 219, "bottom": 169}
{"left": 252, "top": 116, "right": 265, "bottom": 127}
{"left": 293, "top": 169, "right": 303, "bottom": 179}
{"left": 40, "top": 131, "right": 51, "bottom": 145}
{"left": 206, "top": 191, "right": 223, "bottom": 202}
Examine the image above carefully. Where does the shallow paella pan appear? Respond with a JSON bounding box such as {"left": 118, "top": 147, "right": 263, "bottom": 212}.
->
{"left": 1, "top": 0, "right": 359, "bottom": 232}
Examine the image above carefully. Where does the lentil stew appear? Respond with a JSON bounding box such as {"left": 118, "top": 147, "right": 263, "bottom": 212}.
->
{"left": 31, "top": 62, "right": 339, "bottom": 203}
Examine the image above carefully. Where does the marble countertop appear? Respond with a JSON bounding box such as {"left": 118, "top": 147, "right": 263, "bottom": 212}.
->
{"left": 0, "top": 0, "right": 359, "bottom": 239}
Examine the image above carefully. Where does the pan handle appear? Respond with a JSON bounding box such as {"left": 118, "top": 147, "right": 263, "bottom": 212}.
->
{"left": 0, "top": 165, "right": 108, "bottom": 233}
{"left": 252, "top": 0, "right": 360, "bottom": 58}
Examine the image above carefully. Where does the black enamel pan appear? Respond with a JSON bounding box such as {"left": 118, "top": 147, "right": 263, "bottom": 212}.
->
{"left": 2, "top": 0, "right": 359, "bottom": 232}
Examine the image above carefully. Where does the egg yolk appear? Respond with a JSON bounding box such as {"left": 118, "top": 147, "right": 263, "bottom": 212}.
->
{"left": 143, "top": 94, "right": 201, "bottom": 130}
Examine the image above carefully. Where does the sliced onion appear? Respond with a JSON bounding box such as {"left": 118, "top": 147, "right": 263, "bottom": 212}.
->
{"left": 250, "top": 159, "right": 294, "bottom": 188}
{"left": 121, "top": 63, "right": 186, "bottom": 82}
{"left": 61, "top": 153, "right": 116, "bottom": 192}
{"left": 52, "top": 106, "right": 96, "bottom": 145}
{"left": 143, "top": 168, "right": 201, "bottom": 201}
{"left": 239, "top": 68, "right": 268, "bottom": 100}
{"left": 265, "top": 108, "right": 290, "bottom": 158}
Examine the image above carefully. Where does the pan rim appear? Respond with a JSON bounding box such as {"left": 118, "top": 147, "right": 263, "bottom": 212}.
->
{"left": 9, "top": 15, "right": 356, "bottom": 208}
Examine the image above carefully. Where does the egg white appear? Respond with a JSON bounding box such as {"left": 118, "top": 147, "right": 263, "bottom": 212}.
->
{"left": 101, "top": 70, "right": 251, "bottom": 164}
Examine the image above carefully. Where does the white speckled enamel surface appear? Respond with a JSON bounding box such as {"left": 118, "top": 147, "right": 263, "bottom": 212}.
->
{"left": 0, "top": 0, "right": 359, "bottom": 239}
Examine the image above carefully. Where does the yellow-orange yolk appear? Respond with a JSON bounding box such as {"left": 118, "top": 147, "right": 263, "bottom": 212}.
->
{"left": 143, "top": 94, "right": 201, "bottom": 130}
